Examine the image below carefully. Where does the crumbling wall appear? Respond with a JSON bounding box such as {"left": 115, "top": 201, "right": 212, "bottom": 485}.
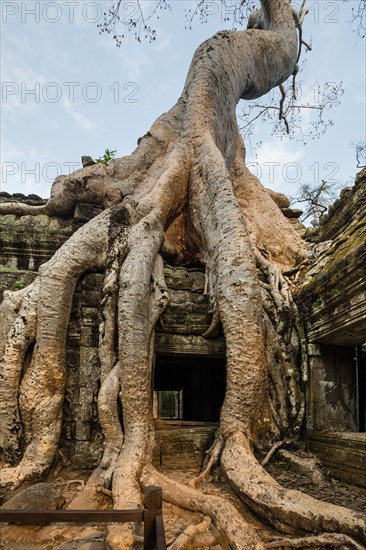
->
{"left": 296, "top": 168, "right": 366, "bottom": 487}
{"left": 297, "top": 168, "right": 366, "bottom": 345}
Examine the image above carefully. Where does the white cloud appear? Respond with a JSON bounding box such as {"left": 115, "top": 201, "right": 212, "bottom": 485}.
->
{"left": 62, "top": 100, "right": 95, "bottom": 132}
{"left": 70, "top": 110, "right": 95, "bottom": 131}
{"left": 1, "top": 34, "right": 50, "bottom": 116}
{"left": 252, "top": 141, "right": 305, "bottom": 194}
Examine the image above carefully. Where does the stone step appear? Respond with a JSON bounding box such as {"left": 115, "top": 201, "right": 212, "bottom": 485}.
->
{"left": 153, "top": 420, "right": 218, "bottom": 469}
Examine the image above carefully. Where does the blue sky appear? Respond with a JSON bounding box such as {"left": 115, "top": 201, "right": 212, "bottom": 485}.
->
{"left": 1, "top": 0, "right": 365, "bottom": 201}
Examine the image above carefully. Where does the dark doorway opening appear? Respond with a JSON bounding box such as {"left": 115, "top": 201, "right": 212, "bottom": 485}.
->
{"left": 154, "top": 355, "right": 226, "bottom": 422}
{"left": 356, "top": 345, "right": 366, "bottom": 432}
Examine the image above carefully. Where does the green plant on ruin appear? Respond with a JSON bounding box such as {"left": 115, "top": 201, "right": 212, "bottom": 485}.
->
{"left": 95, "top": 149, "right": 117, "bottom": 166}
{"left": 12, "top": 280, "right": 27, "bottom": 290}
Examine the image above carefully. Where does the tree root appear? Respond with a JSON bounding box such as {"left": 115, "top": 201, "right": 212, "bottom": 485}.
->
{"left": 277, "top": 449, "right": 327, "bottom": 484}
{"left": 167, "top": 515, "right": 212, "bottom": 550}
{"left": 266, "top": 533, "right": 365, "bottom": 549}
{"left": 142, "top": 464, "right": 265, "bottom": 550}
{"left": 0, "top": 210, "right": 111, "bottom": 494}
{"left": 221, "top": 431, "right": 366, "bottom": 544}
{"left": 261, "top": 440, "right": 284, "bottom": 467}
{"left": 189, "top": 432, "right": 224, "bottom": 488}
{"left": 107, "top": 217, "right": 168, "bottom": 549}
{"left": 0, "top": 280, "right": 39, "bottom": 463}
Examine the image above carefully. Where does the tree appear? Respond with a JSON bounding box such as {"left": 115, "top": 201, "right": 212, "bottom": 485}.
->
{"left": 353, "top": 139, "right": 366, "bottom": 168}
{"left": 291, "top": 179, "right": 340, "bottom": 226}
{"left": 0, "top": 1, "right": 365, "bottom": 549}
{"left": 291, "top": 141, "right": 366, "bottom": 227}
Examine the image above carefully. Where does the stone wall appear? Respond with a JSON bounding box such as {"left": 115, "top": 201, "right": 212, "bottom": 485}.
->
{"left": 296, "top": 168, "right": 366, "bottom": 487}
{"left": 297, "top": 168, "right": 366, "bottom": 346}
{"left": 1, "top": 176, "right": 365, "bottom": 481}
{"left": 62, "top": 273, "right": 104, "bottom": 469}
{"left": 306, "top": 344, "right": 357, "bottom": 433}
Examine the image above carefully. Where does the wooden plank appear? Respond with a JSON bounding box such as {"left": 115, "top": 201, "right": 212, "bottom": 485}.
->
{"left": 144, "top": 486, "right": 163, "bottom": 550}
{"left": 0, "top": 509, "right": 143, "bottom": 524}
{"left": 156, "top": 513, "right": 167, "bottom": 550}
{"left": 0, "top": 486, "right": 167, "bottom": 549}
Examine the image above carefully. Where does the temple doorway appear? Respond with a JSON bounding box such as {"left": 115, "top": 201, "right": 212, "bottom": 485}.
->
{"left": 153, "top": 354, "right": 226, "bottom": 422}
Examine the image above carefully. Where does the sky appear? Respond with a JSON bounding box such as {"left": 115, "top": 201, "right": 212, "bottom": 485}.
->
{"left": 1, "top": 0, "right": 365, "bottom": 202}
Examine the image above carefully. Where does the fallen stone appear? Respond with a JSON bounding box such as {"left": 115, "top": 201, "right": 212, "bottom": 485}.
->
{"left": 59, "top": 543, "right": 106, "bottom": 550}
{"left": 281, "top": 207, "right": 303, "bottom": 218}
{"left": 1, "top": 483, "right": 65, "bottom": 511}
{"left": 266, "top": 188, "right": 291, "bottom": 209}
{"left": 81, "top": 156, "right": 96, "bottom": 168}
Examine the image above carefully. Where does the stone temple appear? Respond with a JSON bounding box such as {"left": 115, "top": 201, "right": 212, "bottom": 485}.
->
{"left": 0, "top": 168, "right": 365, "bottom": 487}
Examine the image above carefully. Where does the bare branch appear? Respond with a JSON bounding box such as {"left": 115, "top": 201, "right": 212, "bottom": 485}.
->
{"left": 261, "top": 440, "right": 284, "bottom": 467}
{"left": 98, "top": 0, "right": 172, "bottom": 44}
{"left": 239, "top": 79, "right": 344, "bottom": 146}
{"left": 352, "top": 140, "right": 366, "bottom": 168}
{"left": 348, "top": 0, "right": 366, "bottom": 39}
{"left": 291, "top": 179, "right": 342, "bottom": 226}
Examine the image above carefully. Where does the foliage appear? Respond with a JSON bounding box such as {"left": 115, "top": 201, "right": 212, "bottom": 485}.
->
{"left": 95, "top": 149, "right": 117, "bottom": 166}
{"left": 12, "top": 280, "right": 27, "bottom": 290}
{"left": 98, "top": 0, "right": 171, "bottom": 45}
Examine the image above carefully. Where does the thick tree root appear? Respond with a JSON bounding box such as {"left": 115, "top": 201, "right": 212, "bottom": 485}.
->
{"left": 189, "top": 432, "right": 224, "bottom": 488}
{"left": 265, "top": 533, "right": 365, "bottom": 549}
{"left": 142, "top": 464, "right": 265, "bottom": 550}
{"left": 107, "top": 217, "right": 168, "bottom": 549}
{"left": 277, "top": 449, "right": 327, "bottom": 484}
{"left": 221, "top": 431, "right": 366, "bottom": 544}
{"left": 0, "top": 210, "right": 111, "bottom": 493}
{"left": 0, "top": 280, "right": 39, "bottom": 463}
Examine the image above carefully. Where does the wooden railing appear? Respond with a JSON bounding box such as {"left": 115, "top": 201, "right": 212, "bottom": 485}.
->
{"left": 0, "top": 485, "right": 166, "bottom": 550}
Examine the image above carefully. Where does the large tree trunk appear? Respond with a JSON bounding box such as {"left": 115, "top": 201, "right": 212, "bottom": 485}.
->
{"left": 0, "top": 0, "right": 365, "bottom": 548}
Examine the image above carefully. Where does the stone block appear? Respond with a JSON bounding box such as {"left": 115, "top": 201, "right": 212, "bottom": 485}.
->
{"left": 307, "top": 343, "right": 321, "bottom": 356}
{"left": 80, "top": 325, "right": 99, "bottom": 347}
{"left": 308, "top": 432, "right": 366, "bottom": 487}
{"left": 1, "top": 483, "right": 65, "bottom": 511}
{"left": 73, "top": 441, "right": 103, "bottom": 469}
{"left": 79, "top": 347, "right": 100, "bottom": 376}
{"left": 74, "top": 202, "right": 103, "bottom": 223}
{"left": 163, "top": 266, "right": 205, "bottom": 292}
{"left": 76, "top": 421, "right": 91, "bottom": 441}
{"left": 66, "top": 350, "right": 80, "bottom": 371}
{"left": 81, "top": 307, "right": 99, "bottom": 326}
{"left": 82, "top": 273, "right": 103, "bottom": 291}
{"left": 62, "top": 421, "right": 76, "bottom": 440}
{"left": 81, "top": 290, "right": 101, "bottom": 308}
{"left": 77, "top": 392, "right": 94, "bottom": 421}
